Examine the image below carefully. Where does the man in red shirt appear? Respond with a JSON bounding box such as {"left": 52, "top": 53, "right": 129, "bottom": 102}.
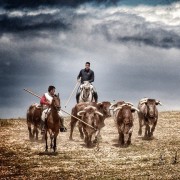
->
{"left": 40, "top": 85, "right": 67, "bottom": 133}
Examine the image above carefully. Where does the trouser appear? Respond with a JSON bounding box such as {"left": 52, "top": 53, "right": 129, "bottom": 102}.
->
{"left": 41, "top": 109, "right": 65, "bottom": 128}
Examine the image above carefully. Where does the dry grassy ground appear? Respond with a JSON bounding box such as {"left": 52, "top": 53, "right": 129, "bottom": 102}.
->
{"left": 0, "top": 111, "right": 180, "bottom": 180}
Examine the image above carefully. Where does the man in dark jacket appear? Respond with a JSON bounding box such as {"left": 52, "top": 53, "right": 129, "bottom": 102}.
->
{"left": 76, "top": 62, "right": 98, "bottom": 103}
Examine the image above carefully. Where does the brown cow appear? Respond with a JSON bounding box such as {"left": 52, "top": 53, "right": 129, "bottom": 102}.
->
{"left": 69, "top": 102, "right": 97, "bottom": 140}
{"left": 27, "top": 103, "right": 43, "bottom": 141}
{"left": 69, "top": 101, "right": 111, "bottom": 141}
{"left": 113, "top": 103, "right": 139, "bottom": 147}
{"left": 77, "top": 106, "right": 103, "bottom": 147}
{"left": 138, "top": 98, "right": 162, "bottom": 139}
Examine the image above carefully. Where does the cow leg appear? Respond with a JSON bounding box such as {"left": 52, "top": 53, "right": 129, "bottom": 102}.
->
{"left": 87, "top": 135, "right": 92, "bottom": 147}
{"left": 69, "top": 118, "right": 77, "bottom": 140}
{"left": 144, "top": 124, "right": 150, "bottom": 139}
{"left": 119, "top": 132, "right": 124, "bottom": 146}
{"left": 150, "top": 121, "right": 157, "bottom": 137}
{"left": 127, "top": 133, "right": 132, "bottom": 146}
{"left": 78, "top": 122, "right": 84, "bottom": 139}
{"left": 138, "top": 118, "right": 143, "bottom": 136}
{"left": 83, "top": 128, "right": 88, "bottom": 145}
{"left": 93, "top": 130, "right": 100, "bottom": 143}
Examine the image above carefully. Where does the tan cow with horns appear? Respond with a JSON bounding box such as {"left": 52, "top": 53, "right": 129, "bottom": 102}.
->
{"left": 113, "top": 102, "right": 139, "bottom": 147}
{"left": 137, "top": 98, "right": 162, "bottom": 139}
{"left": 77, "top": 105, "right": 104, "bottom": 147}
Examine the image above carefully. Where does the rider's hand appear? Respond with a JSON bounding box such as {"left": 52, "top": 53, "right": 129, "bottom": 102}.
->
{"left": 77, "top": 78, "right": 81, "bottom": 82}
{"left": 47, "top": 101, "right": 51, "bottom": 105}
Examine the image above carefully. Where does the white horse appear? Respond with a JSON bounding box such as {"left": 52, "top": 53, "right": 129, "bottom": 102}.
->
{"left": 79, "top": 81, "right": 94, "bottom": 103}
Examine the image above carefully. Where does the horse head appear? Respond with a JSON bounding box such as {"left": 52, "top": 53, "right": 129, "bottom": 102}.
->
{"left": 51, "top": 94, "right": 61, "bottom": 111}
{"left": 80, "top": 81, "right": 93, "bottom": 102}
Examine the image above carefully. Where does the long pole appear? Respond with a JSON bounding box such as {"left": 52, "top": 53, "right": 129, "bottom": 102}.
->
{"left": 65, "top": 78, "right": 81, "bottom": 108}
{"left": 60, "top": 109, "right": 96, "bottom": 130}
{"left": 23, "top": 88, "right": 96, "bottom": 130}
{"left": 24, "top": 88, "right": 41, "bottom": 99}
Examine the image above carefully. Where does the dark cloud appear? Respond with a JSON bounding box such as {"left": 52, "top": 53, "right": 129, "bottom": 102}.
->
{"left": 94, "top": 14, "right": 180, "bottom": 49}
{"left": 0, "top": 0, "right": 118, "bottom": 10}
{"left": 117, "top": 34, "right": 180, "bottom": 48}
{"left": 0, "top": 13, "right": 70, "bottom": 35}
{"left": 0, "top": 0, "right": 178, "bottom": 10}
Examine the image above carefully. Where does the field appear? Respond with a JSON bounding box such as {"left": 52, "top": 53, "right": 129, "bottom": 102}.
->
{"left": 0, "top": 111, "right": 180, "bottom": 180}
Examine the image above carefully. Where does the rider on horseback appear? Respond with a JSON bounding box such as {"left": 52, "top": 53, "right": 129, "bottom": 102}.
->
{"left": 76, "top": 62, "right": 98, "bottom": 103}
{"left": 40, "top": 85, "right": 67, "bottom": 133}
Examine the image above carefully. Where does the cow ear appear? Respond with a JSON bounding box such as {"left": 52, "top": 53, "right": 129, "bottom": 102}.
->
{"left": 131, "top": 109, "right": 136, "bottom": 113}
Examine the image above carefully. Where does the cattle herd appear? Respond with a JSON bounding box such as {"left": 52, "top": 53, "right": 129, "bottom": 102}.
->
{"left": 26, "top": 97, "right": 161, "bottom": 152}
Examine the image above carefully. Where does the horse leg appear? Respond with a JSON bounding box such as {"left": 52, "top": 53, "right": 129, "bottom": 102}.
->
{"left": 53, "top": 135, "right": 57, "bottom": 152}
{"left": 36, "top": 128, "right": 39, "bottom": 141}
{"left": 78, "top": 122, "right": 84, "bottom": 139}
{"left": 33, "top": 125, "right": 38, "bottom": 140}
{"left": 69, "top": 118, "right": 77, "bottom": 140}
{"left": 45, "top": 131, "right": 48, "bottom": 152}
{"left": 27, "top": 122, "right": 33, "bottom": 140}
{"left": 50, "top": 132, "right": 54, "bottom": 149}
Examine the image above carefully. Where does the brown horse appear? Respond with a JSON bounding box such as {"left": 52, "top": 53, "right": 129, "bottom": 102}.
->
{"left": 45, "top": 94, "right": 61, "bottom": 152}
{"left": 27, "top": 103, "right": 42, "bottom": 141}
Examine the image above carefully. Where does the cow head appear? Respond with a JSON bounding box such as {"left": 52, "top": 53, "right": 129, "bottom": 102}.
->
{"left": 97, "top": 101, "right": 111, "bottom": 118}
{"left": 77, "top": 106, "right": 103, "bottom": 128}
{"left": 114, "top": 103, "right": 139, "bottom": 134}
{"left": 140, "top": 98, "right": 162, "bottom": 118}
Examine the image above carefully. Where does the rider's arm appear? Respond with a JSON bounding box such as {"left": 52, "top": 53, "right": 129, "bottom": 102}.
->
{"left": 77, "top": 70, "right": 82, "bottom": 81}
{"left": 89, "top": 70, "right": 94, "bottom": 83}
{"left": 40, "top": 95, "right": 50, "bottom": 105}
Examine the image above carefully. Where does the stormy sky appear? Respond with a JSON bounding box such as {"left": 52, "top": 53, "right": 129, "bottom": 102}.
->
{"left": 0, "top": 0, "right": 180, "bottom": 118}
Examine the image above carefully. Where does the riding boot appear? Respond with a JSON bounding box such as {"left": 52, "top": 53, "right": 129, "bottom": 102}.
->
{"left": 59, "top": 116, "right": 67, "bottom": 132}
{"left": 93, "top": 92, "right": 98, "bottom": 103}
{"left": 76, "top": 92, "right": 80, "bottom": 103}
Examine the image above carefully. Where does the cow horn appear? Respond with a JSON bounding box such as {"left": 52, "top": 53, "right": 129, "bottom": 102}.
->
{"left": 156, "top": 100, "right": 162, "bottom": 106}
{"left": 95, "top": 111, "right": 104, "bottom": 117}
{"left": 140, "top": 100, "right": 148, "bottom": 105}
{"left": 125, "top": 102, "right": 133, "bottom": 106}
{"left": 109, "top": 103, "right": 116, "bottom": 110}
{"left": 113, "top": 106, "right": 122, "bottom": 112}
{"left": 77, "top": 110, "right": 86, "bottom": 116}
{"left": 97, "top": 102, "right": 103, "bottom": 105}
{"left": 84, "top": 106, "right": 96, "bottom": 111}
{"left": 131, "top": 107, "right": 139, "bottom": 112}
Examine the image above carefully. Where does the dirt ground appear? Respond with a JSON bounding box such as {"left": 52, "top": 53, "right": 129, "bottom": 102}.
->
{"left": 0, "top": 111, "right": 180, "bottom": 180}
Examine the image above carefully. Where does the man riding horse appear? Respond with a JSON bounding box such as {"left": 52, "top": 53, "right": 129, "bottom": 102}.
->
{"left": 40, "top": 85, "right": 67, "bottom": 133}
{"left": 76, "top": 62, "right": 98, "bottom": 103}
